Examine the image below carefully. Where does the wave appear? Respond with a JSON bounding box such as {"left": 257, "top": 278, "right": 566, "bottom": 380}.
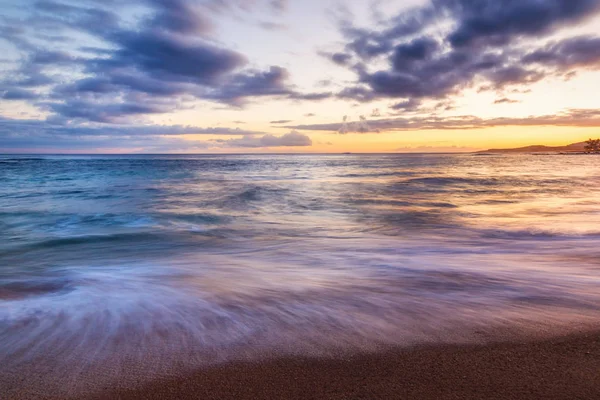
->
{"left": 338, "top": 171, "right": 415, "bottom": 178}
{"left": 0, "top": 157, "right": 47, "bottom": 162}
{"left": 403, "top": 176, "right": 578, "bottom": 188}
{"left": 349, "top": 198, "right": 458, "bottom": 209}
{"left": 217, "top": 185, "right": 289, "bottom": 209}
{"left": 1, "top": 253, "right": 599, "bottom": 396}
{"left": 9, "top": 232, "right": 162, "bottom": 251}
{"left": 406, "top": 176, "right": 502, "bottom": 186}
{"left": 0, "top": 277, "right": 72, "bottom": 300}
{"left": 475, "top": 227, "right": 600, "bottom": 240}
{"left": 2, "top": 211, "right": 230, "bottom": 238}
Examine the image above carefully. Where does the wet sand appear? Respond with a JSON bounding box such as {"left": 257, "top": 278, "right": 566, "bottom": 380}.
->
{"left": 83, "top": 332, "right": 600, "bottom": 400}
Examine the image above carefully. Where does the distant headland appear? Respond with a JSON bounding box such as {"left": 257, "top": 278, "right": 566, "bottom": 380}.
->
{"left": 476, "top": 141, "right": 591, "bottom": 154}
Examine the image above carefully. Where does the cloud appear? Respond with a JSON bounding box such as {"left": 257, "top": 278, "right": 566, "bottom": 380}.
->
{"left": 219, "top": 131, "right": 312, "bottom": 148}
{"left": 43, "top": 100, "right": 171, "bottom": 124}
{"left": 445, "top": 0, "right": 600, "bottom": 48}
{"left": 390, "top": 99, "right": 421, "bottom": 111}
{"left": 337, "top": 115, "right": 380, "bottom": 134}
{"left": 146, "top": 0, "right": 215, "bottom": 35}
{"left": 288, "top": 91, "right": 332, "bottom": 101}
{"left": 102, "top": 29, "right": 247, "bottom": 84}
{"left": 204, "top": 66, "right": 301, "bottom": 106}
{"left": 328, "top": 0, "right": 600, "bottom": 111}
{"left": 0, "top": 116, "right": 286, "bottom": 152}
{"left": 494, "top": 97, "right": 519, "bottom": 104}
{"left": 320, "top": 52, "right": 353, "bottom": 66}
{"left": 1, "top": 89, "right": 38, "bottom": 100}
{"left": 0, "top": 133, "right": 212, "bottom": 153}
{"left": 259, "top": 21, "right": 287, "bottom": 31}
{"left": 269, "top": 0, "right": 288, "bottom": 14}
{"left": 270, "top": 120, "right": 292, "bottom": 124}
{"left": 0, "top": 0, "right": 328, "bottom": 123}
{"left": 522, "top": 35, "right": 600, "bottom": 70}
{"left": 0, "top": 116, "right": 271, "bottom": 137}
{"left": 31, "top": 50, "right": 74, "bottom": 65}
{"left": 287, "top": 108, "right": 600, "bottom": 132}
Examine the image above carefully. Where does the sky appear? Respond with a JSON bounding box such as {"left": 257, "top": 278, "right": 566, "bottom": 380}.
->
{"left": 1, "top": 0, "right": 600, "bottom": 153}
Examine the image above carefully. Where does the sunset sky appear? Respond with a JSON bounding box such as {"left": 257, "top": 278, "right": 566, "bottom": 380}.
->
{"left": 1, "top": 0, "right": 600, "bottom": 153}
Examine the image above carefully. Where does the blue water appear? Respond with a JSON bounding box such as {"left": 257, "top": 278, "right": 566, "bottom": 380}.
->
{"left": 1, "top": 153, "right": 600, "bottom": 394}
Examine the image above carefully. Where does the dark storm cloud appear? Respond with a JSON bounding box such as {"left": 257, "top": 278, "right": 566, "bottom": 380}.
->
{"left": 0, "top": 0, "right": 326, "bottom": 124}
{"left": 330, "top": 0, "right": 600, "bottom": 110}
{"left": 286, "top": 109, "right": 600, "bottom": 132}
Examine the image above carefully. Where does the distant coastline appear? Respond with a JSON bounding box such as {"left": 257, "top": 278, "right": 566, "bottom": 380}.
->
{"left": 476, "top": 142, "right": 588, "bottom": 154}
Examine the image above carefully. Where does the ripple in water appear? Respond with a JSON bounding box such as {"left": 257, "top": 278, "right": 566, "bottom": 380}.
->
{"left": 1, "top": 153, "right": 600, "bottom": 396}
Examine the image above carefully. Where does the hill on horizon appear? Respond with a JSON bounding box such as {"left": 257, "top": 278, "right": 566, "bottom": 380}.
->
{"left": 477, "top": 142, "right": 586, "bottom": 153}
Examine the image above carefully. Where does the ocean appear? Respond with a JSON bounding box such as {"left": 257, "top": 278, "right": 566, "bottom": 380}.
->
{"left": 1, "top": 153, "right": 599, "bottom": 394}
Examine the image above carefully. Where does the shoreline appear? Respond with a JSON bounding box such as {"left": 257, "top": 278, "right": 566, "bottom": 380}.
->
{"left": 78, "top": 331, "right": 600, "bottom": 400}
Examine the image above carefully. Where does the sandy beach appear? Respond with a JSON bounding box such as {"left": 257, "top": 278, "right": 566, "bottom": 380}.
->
{"left": 70, "top": 332, "right": 600, "bottom": 400}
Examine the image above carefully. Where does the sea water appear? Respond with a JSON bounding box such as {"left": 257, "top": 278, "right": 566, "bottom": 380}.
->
{"left": 1, "top": 153, "right": 599, "bottom": 394}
